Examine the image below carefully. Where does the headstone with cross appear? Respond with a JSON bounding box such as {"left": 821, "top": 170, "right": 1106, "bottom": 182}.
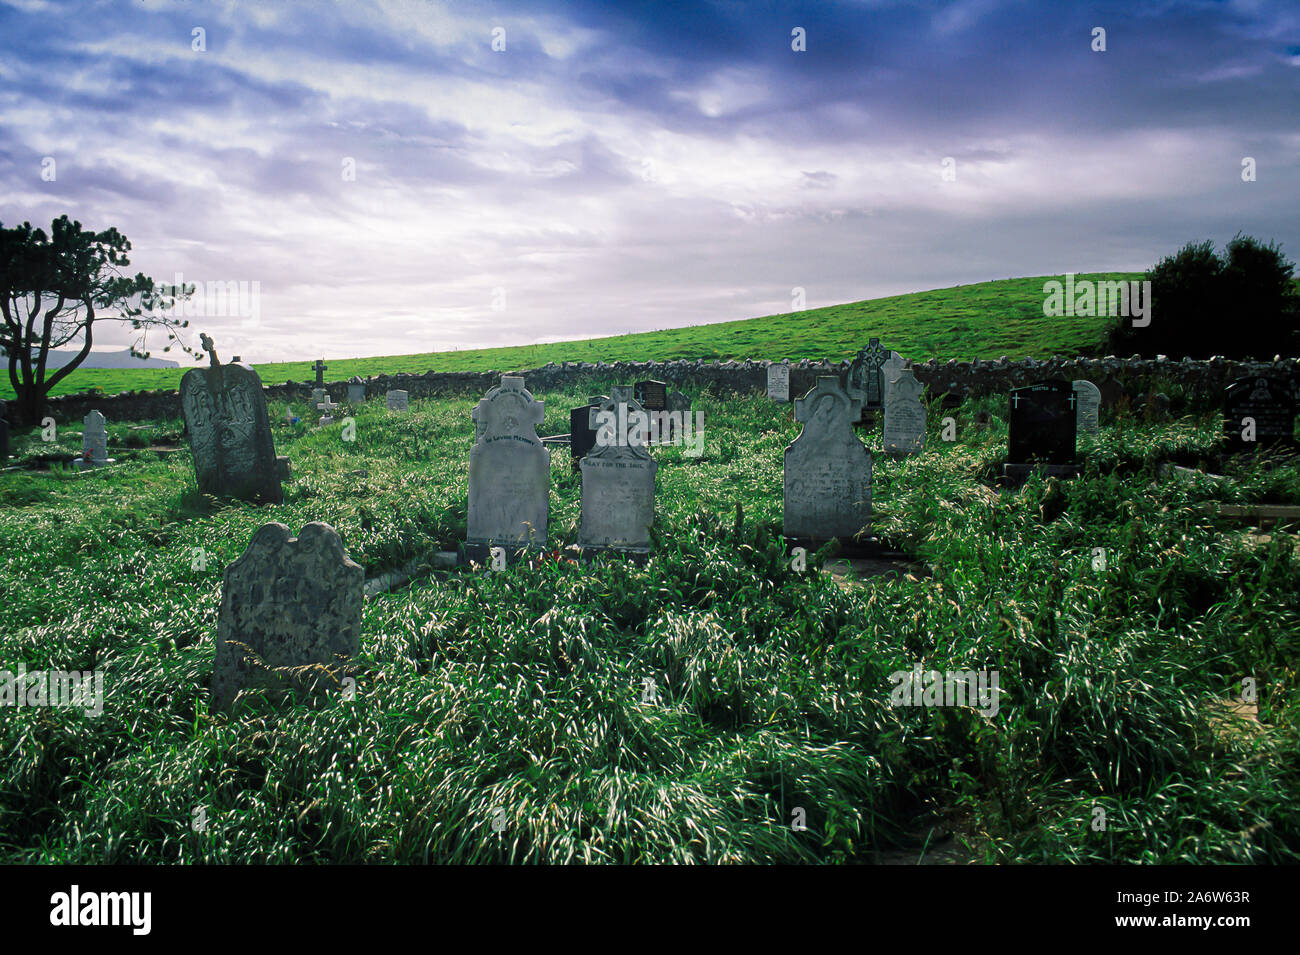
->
{"left": 467, "top": 376, "right": 549, "bottom": 550}
{"left": 1223, "top": 376, "right": 1296, "bottom": 453}
{"left": 1005, "top": 380, "right": 1078, "bottom": 478}
{"left": 317, "top": 397, "right": 338, "bottom": 427}
{"left": 180, "top": 332, "right": 286, "bottom": 503}
{"left": 846, "top": 338, "right": 889, "bottom": 413}
{"left": 313, "top": 359, "right": 327, "bottom": 389}
{"left": 783, "top": 376, "right": 873, "bottom": 545}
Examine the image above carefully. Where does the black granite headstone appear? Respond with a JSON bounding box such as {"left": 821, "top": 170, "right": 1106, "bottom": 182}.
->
{"left": 634, "top": 380, "right": 667, "bottom": 412}
{"left": 570, "top": 395, "right": 607, "bottom": 467}
{"left": 1008, "top": 380, "right": 1077, "bottom": 465}
{"left": 1223, "top": 377, "right": 1296, "bottom": 452}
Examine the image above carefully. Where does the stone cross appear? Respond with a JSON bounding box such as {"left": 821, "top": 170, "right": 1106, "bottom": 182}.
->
{"left": 847, "top": 337, "right": 889, "bottom": 410}
{"left": 200, "top": 333, "right": 220, "bottom": 368}
{"left": 313, "top": 359, "right": 327, "bottom": 388}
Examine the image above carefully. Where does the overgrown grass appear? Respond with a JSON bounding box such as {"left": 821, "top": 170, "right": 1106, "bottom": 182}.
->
{"left": 0, "top": 274, "right": 1136, "bottom": 400}
{"left": 1, "top": 384, "right": 1296, "bottom": 863}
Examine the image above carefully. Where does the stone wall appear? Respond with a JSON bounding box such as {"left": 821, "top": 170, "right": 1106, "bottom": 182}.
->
{"left": 6, "top": 355, "right": 1298, "bottom": 425}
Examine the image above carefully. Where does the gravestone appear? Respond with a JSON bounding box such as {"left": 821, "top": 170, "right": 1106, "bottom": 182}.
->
{"left": 579, "top": 386, "right": 657, "bottom": 553}
{"left": 0, "top": 413, "right": 8, "bottom": 462}
{"left": 882, "top": 352, "right": 907, "bottom": 390}
{"left": 784, "top": 377, "right": 873, "bottom": 545}
{"left": 210, "top": 521, "right": 363, "bottom": 711}
{"left": 634, "top": 380, "right": 668, "bottom": 414}
{"left": 385, "top": 390, "right": 408, "bottom": 412}
{"left": 1223, "top": 377, "right": 1297, "bottom": 452}
{"left": 846, "top": 338, "right": 889, "bottom": 411}
{"left": 180, "top": 335, "right": 284, "bottom": 504}
{"left": 1072, "top": 380, "right": 1101, "bottom": 435}
{"left": 467, "top": 376, "right": 549, "bottom": 549}
{"left": 767, "top": 363, "right": 791, "bottom": 402}
{"left": 1005, "top": 380, "right": 1077, "bottom": 479}
{"left": 347, "top": 377, "right": 366, "bottom": 404}
{"left": 316, "top": 392, "right": 338, "bottom": 427}
{"left": 570, "top": 396, "right": 606, "bottom": 467}
{"left": 82, "top": 410, "right": 108, "bottom": 465}
{"left": 662, "top": 390, "right": 693, "bottom": 444}
{"left": 313, "top": 359, "right": 327, "bottom": 389}
{"left": 883, "top": 370, "right": 926, "bottom": 454}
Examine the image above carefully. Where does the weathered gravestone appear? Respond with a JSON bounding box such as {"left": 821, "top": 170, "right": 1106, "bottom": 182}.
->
{"left": 1073, "top": 380, "right": 1101, "bottom": 435}
{"left": 211, "top": 521, "right": 363, "bottom": 711}
{"left": 883, "top": 369, "right": 926, "bottom": 454}
{"left": 385, "top": 389, "right": 408, "bottom": 412}
{"left": 580, "top": 386, "right": 657, "bottom": 553}
{"left": 467, "top": 376, "right": 549, "bottom": 549}
{"left": 570, "top": 395, "right": 606, "bottom": 468}
{"left": 767, "top": 363, "right": 791, "bottom": 402}
{"left": 661, "top": 389, "right": 694, "bottom": 444}
{"left": 1005, "top": 380, "right": 1078, "bottom": 480}
{"left": 1223, "top": 377, "right": 1297, "bottom": 452}
{"left": 180, "top": 336, "right": 285, "bottom": 504}
{"left": 883, "top": 352, "right": 907, "bottom": 391}
{"left": 846, "top": 338, "right": 889, "bottom": 413}
{"left": 347, "top": 377, "right": 366, "bottom": 404}
{"left": 81, "top": 410, "right": 108, "bottom": 465}
{"left": 312, "top": 359, "right": 327, "bottom": 389}
{"left": 784, "top": 377, "right": 873, "bottom": 545}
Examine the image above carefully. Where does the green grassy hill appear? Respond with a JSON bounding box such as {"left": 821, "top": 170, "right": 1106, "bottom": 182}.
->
{"left": 2, "top": 273, "right": 1138, "bottom": 400}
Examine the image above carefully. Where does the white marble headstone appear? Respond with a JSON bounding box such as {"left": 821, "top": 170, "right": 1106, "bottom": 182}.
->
{"left": 82, "top": 410, "right": 108, "bottom": 464}
{"left": 783, "top": 377, "right": 872, "bottom": 542}
{"left": 467, "top": 377, "right": 549, "bottom": 548}
{"left": 579, "top": 386, "right": 657, "bottom": 553}
{"left": 883, "top": 369, "right": 926, "bottom": 454}
{"left": 1073, "top": 380, "right": 1101, "bottom": 434}
{"left": 767, "top": 363, "right": 791, "bottom": 402}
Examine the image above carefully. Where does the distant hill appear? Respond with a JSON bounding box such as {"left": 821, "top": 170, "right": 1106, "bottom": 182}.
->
{"left": 0, "top": 274, "right": 1138, "bottom": 399}
{"left": 44, "top": 348, "right": 179, "bottom": 370}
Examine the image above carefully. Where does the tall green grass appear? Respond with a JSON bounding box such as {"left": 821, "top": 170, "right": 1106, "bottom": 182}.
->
{"left": 0, "top": 384, "right": 1296, "bottom": 863}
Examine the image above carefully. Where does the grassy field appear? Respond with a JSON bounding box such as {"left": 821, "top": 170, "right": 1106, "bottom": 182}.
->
{"left": 1, "top": 274, "right": 1138, "bottom": 401}
{"left": 1, "top": 383, "right": 1297, "bottom": 863}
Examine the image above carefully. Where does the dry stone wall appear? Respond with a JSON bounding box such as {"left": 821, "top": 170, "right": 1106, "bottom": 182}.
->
{"left": 6, "top": 356, "right": 1299, "bottom": 425}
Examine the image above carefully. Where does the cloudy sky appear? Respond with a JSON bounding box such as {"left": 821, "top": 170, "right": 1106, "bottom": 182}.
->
{"left": 1, "top": 0, "right": 1296, "bottom": 363}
